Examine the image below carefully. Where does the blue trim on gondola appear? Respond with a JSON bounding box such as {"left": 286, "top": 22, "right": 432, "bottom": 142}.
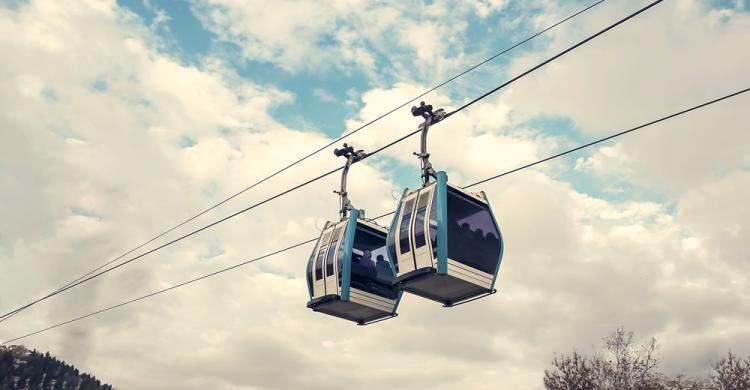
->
{"left": 340, "top": 210, "right": 358, "bottom": 302}
{"left": 482, "top": 190, "right": 504, "bottom": 290}
{"left": 436, "top": 171, "right": 448, "bottom": 275}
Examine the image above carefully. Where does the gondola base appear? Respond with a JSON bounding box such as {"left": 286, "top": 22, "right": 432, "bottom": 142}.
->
{"left": 396, "top": 267, "right": 494, "bottom": 307}
{"left": 307, "top": 294, "right": 397, "bottom": 325}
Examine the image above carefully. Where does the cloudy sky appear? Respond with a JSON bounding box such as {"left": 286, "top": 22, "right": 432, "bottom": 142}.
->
{"left": 1, "top": 0, "right": 749, "bottom": 388}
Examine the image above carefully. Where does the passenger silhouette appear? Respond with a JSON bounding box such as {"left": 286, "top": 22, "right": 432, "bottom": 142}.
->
{"left": 460, "top": 222, "right": 471, "bottom": 236}
{"left": 362, "top": 250, "right": 373, "bottom": 264}
{"left": 458, "top": 223, "right": 473, "bottom": 261}
{"left": 362, "top": 250, "right": 376, "bottom": 278}
{"left": 375, "top": 254, "right": 392, "bottom": 282}
{"left": 474, "top": 228, "right": 485, "bottom": 242}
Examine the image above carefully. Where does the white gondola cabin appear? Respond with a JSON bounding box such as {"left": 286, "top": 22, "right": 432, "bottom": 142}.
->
{"left": 306, "top": 144, "right": 402, "bottom": 325}
{"left": 386, "top": 102, "right": 504, "bottom": 306}
{"left": 387, "top": 171, "right": 503, "bottom": 306}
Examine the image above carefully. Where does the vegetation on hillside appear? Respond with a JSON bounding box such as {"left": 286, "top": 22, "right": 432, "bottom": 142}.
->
{"left": 544, "top": 328, "right": 750, "bottom": 390}
{"left": 0, "top": 345, "right": 113, "bottom": 390}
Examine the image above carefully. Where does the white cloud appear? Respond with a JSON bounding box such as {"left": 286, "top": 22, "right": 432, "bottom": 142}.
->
{"left": 499, "top": 0, "right": 750, "bottom": 194}
{"left": 0, "top": 1, "right": 749, "bottom": 390}
{"left": 190, "top": 0, "right": 480, "bottom": 79}
{"left": 473, "top": 0, "right": 511, "bottom": 19}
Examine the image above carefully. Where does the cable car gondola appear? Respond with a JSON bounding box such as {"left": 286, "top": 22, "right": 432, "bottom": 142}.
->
{"left": 306, "top": 144, "right": 402, "bottom": 325}
{"left": 387, "top": 102, "right": 504, "bottom": 307}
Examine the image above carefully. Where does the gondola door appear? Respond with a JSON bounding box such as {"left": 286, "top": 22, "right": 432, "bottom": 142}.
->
{"left": 410, "top": 185, "right": 436, "bottom": 270}
{"left": 324, "top": 224, "right": 346, "bottom": 297}
{"left": 307, "top": 141, "right": 402, "bottom": 324}
{"left": 394, "top": 194, "right": 418, "bottom": 276}
{"left": 312, "top": 229, "right": 333, "bottom": 299}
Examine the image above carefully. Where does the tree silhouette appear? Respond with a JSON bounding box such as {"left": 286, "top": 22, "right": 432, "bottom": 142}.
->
{"left": 544, "top": 351, "right": 604, "bottom": 389}
{"left": 544, "top": 328, "right": 750, "bottom": 390}
{"left": 545, "top": 327, "right": 662, "bottom": 389}
{"left": 711, "top": 352, "right": 750, "bottom": 390}
{"left": 0, "top": 345, "right": 114, "bottom": 390}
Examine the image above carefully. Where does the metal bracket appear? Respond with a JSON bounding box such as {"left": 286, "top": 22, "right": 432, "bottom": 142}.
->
{"left": 442, "top": 289, "right": 497, "bottom": 308}
{"left": 411, "top": 101, "right": 445, "bottom": 186}
{"left": 356, "top": 313, "right": 398, "bottom": 326}
{"left": 334, "top": 143, "right": 366, "bottom": 221}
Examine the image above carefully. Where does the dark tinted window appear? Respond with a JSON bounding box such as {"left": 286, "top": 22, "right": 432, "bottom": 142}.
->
{"left": 399, "top": 199, "right": 415, "bottom": 254}
{"left": 446, "top": 189, "right": 501, "bottom": 275}
{"left": 326, "top": 227, "right": 343, "bottom": 277}
{"left": 413, "top": 191, "right": 430, "bottom": 248}
{"left": 428, "top": 189, "right": 438, "bottom": 258}
{"left": 325, "top": 239, "right": 338, "bottom": 278}
{"left": 350, "top": 224, "right": 399, "bottom": 300}
{"left": 314, "top": 231, "right": 332, "bottom": 280}
{"left": 315, "top": 247, "right": 326, "bottom": 280}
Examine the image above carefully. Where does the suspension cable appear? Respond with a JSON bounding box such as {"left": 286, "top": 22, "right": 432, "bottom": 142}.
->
{"left": 0, "top": 0, "right": 661, "bottom": 323}
{"left": 445, "top": 0, "right": 663, "bottom": 119}
{"left": 4, "top": 86, "right": 746, "bottom": 345}
{"left": 0, "top": 0, "right": 608, "bottom": 324}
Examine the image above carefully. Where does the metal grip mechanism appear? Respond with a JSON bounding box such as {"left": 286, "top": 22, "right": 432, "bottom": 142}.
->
{"left": 334, "top": 143, "right": 367, "bottom": 220}
{"left": 411, "top": 101, "right": 445, "bottom": 186}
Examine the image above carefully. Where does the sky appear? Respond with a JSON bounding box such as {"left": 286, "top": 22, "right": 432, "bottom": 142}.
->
{"left": 0, "top": 0, "right": 749, "bottom": 388}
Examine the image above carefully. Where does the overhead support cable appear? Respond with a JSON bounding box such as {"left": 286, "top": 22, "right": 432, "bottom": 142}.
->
{"left": 445, "top": 0, "right": 663, "bottom": 118}
{"left": 0, "top": 0, "right": 607, "bottom": 324}
{"left": 4, "top": 85, "right": 747, "bottom": 345}
{"left": 0, "top": 124, "right": 439, "bottom": 322}
{"left": 0, "top": 167, "right": 344, "bottom": 322}
{"left": 0, "top": 0, "right": 655, "bottom": 323}
{"left": 463, "top": 87, "right": 750, "bottom": 188}
{"left": 0, "top": 238, "right": 319, "bottom": 346}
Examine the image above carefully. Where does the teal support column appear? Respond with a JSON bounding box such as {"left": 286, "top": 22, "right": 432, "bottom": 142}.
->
{"left": 436, "top": 171, "right": 448, "bottom": 275}
{"left": 340, "top": 209, "right": 358, "bottom": 302}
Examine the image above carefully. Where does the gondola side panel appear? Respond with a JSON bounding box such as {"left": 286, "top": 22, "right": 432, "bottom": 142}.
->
{"left": 324, "top": 224, "right": 346, "bottom": 297}
{"left": 312, "top": 228, "right": 334, "bottom": 299}
{"left": 411, "top": 186, "right": 436, "bottom": 270}
{"left": 481, "top": 190, "right": 505, "bottom": 290}
{"left": 394, "top": 192, "right": 419, "bottom": 276}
